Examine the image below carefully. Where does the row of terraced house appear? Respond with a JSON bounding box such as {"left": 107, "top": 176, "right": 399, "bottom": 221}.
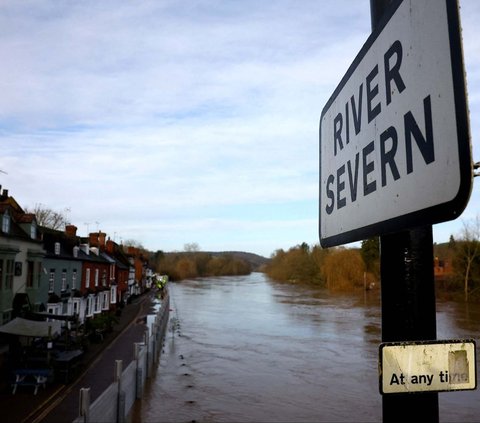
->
{"left": 0, "top": 186, "right": 154, "bottom": 327}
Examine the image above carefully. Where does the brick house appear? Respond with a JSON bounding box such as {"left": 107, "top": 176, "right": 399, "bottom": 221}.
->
{"left": 127, "top": 246, "right": 152, "bottom": 295}
{"left": 105, "top": 239, "right": 130, "bottom": 305}
{"left": 77, "top": 241, "right": 111, "bottom": 321}
{"left": 88, "top": 231, "right": 130, "bottom": 307}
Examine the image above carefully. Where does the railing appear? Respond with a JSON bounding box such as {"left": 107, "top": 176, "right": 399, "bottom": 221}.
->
{"left": 72, "top": 292, "right": 170, "bottom": 423}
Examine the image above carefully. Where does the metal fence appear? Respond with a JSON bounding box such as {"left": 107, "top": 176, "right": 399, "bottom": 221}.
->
{"left": 72, "top": 292, "right": 170, "bottom": 423}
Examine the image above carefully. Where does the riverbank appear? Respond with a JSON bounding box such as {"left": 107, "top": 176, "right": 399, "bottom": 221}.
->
{"left": 0, "top": 292, "right": 153, "bottom": 423}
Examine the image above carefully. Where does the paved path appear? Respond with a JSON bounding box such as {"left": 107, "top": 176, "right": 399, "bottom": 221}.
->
{"left": 0, "top": 293, "right": 153, "bottom": 423}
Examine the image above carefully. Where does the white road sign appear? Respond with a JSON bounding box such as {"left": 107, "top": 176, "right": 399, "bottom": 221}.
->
{"left": 319, "top": 0, "right": 472, "bottom": 247}
{"left": 379, "top": 339, "right": 477, "bottom": 394}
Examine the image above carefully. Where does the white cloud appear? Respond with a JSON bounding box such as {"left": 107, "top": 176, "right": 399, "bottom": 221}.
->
{"left": 0, "top": 0, "right": 479, "bottom": 257}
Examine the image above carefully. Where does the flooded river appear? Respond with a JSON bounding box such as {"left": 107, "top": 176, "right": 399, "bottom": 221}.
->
{"left": 133, "top": 272, "right": 480, "bottom": 422}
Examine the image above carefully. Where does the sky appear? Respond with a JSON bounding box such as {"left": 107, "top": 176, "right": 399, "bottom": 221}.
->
{"left": 1, "top": 0, "right": 479, "bottom": 258}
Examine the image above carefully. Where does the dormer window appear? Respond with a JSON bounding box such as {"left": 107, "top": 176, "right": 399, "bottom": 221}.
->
{"left": 30, "top": 221, "right": 37, "bottom": 239}
{"left": 54, "top": 242, "right": 61, "bottom": 255}
{"left": 2, "top": 212, "right": 10, "bottom": 234}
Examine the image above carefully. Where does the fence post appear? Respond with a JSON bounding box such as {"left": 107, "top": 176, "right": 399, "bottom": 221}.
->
{"left": 135, "top": 342, "right": 144, "bottom": 399}
{"left": 151, "top": 321, "right": 157, "bottom": 364}
{"left": 144, "top": 327, "right": 152, "bottom": 377}
{"left": 79, "top": 387, "right": 90, "bottom": 423}
{"left": 155, "top": 315, "right": 161, "bottom": 362}
{"left": 115, "top": 360, "right": 126, "bottom": 423}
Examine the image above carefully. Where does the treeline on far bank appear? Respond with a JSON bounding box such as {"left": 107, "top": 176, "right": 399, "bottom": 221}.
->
{"left": 155, "top": 250, "right": 252, "bottom": 281}
{"left": 265, "top": 237, "right": 480, "bottom": 301}
{"left": 265, "top": 241, "right": 379, "bottom": 292}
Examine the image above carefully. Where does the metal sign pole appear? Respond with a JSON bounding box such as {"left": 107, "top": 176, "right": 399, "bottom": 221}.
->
{"left": 380, "top": 227, "right": 439, "bottom": 421}
{"left": 370, "top": 1, "right": 439, "bottom": 421}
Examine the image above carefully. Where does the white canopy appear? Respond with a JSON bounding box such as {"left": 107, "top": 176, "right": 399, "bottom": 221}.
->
{"left": 0, "top": 317, "right": 62, "bottom": 338}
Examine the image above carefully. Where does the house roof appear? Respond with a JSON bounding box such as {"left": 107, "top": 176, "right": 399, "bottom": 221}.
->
{"left": 0, "top": 202, "right": 42, "bottom": 243}
{"left": 40, "top": 226, "right": 81, "bottom": 260}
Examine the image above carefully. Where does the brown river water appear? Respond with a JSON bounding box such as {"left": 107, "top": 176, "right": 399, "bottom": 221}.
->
{"left": 132, "top": 272, "right": 480, "bottom": 422}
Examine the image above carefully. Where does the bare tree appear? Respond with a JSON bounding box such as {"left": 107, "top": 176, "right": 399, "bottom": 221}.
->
{"left": 25, "top": 203, "right": 68, "bottom": 230}
{"left": 123, "top": 239, "right": 145, "bottom": 249}
{"left": 458, "top": 216, "right": 480, "bottom": 301}
{"left": 184, "top": 242, "right": 200, "bottom": 252}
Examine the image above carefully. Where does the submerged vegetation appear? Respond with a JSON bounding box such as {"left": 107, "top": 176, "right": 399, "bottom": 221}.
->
{"left": 265, "top": 242, "right": 377, "bottom": 292}
{"left": 265, "top": 236, "right": 480, "bottom": 301}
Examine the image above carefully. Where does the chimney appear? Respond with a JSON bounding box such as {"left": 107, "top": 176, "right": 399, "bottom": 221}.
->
{"left": 89, "top": 232, "right": 98, "bottom": 247}
{"left": 98, "top": 231, "right": 106, "bottom": 249}
{"left": 65, "top": 224, "right": 78, "bottom": 237}
{"left": 0, "top": 188, "right": 8, "bottom": 201}
{"left": 106, "top": 239, "right": 115, "bottom": 254}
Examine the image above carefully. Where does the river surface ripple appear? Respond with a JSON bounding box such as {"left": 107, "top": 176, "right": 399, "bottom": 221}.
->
{"left": 133, "top": 272, "right": 480, "bottom": 422}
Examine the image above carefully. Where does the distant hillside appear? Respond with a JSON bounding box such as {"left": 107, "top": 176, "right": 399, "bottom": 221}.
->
{"left": 164, "top": 250, "right": 270, "bottom": 272}
{"left": 211, "top": 251, "right": 271, "bottom": 271}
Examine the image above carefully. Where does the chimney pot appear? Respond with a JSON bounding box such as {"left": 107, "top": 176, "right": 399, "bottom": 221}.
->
{"left": 65, "top": 225, "right": 78, "bottom": 237}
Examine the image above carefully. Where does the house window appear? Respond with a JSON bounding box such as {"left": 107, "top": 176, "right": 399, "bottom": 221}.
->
{"left": 4, "top": 260, "right": 14, "bottom": 290}
{"left": 61, "top": 269, "right": 67, "bottom": 291}
{"left": 36, "top": 262, "right": 42, "bottom": 288}
{"left": 26, "top": 261, "right": 34, "bottom": 288}
{"left": 102, "top": 270, "right": 107, "bottom": 287}
{"left": 14, "top": 261, "right": 22, "bottom": 276}
{"left": 72, "top": 299, "right": 80, "bottom": 315}
{"left": 24, "top": 261, "right": 41, "bottom": 289}
{"left": 2, "top": 212, "right": 10, "bottom": 233}
{"left": 54, "top": 242, "right": 60, "bottom": 255}
{"left": 110, "top": 286, "right": 117, "bottom": 304}
{"left": 85, "top": 268, "right": 91, "bottom": 288}
{"left": 94, "top": 295, "right": 100, "bottom": 313}
{"left": 86, "top": 296, "right": 93, "bottom": 317}
{"left": 30, "top": 221, "right": 37, "bottom": 239}
{"left": 48, "top": 269, "right": 55, "bottom": 293}
{"left": 101, "top": 292, "right": 108, "bottom": 310}
{"left": 94, "top": 269, "right": 99, "bottom": 287}
{"left": 72, "top": 269, "right": 77, "bottom": 290}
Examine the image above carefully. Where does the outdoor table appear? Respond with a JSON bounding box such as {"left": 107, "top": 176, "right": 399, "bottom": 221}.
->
{"left": 12, "top": 368, "right": 53, "bottom": 395}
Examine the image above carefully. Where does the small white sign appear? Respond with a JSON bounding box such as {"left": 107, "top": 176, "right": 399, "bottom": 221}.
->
{"left": 319, "top": 0, "right": 472, "bottom": 247}
{"left": 379, "top": 340, "right": 477, "bottom": 394}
